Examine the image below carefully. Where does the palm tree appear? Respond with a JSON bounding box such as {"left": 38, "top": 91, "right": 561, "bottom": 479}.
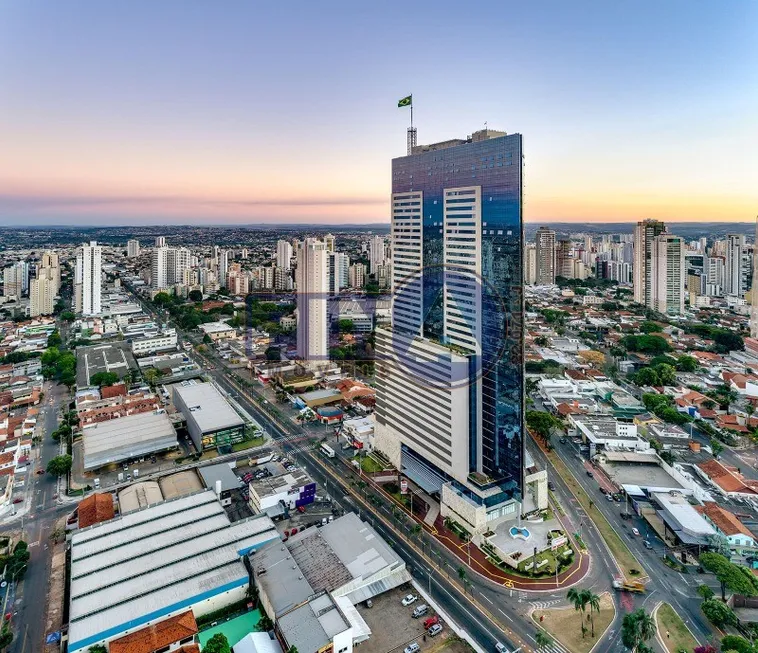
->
{"left": 458, "top": 566, "right": 467, "bottom": 583}
{"left": 567, "top": 587, "right": 587, "bottom": 638}
{"left": 621, "top": 609, "right": 655, "bottom": 652}
{"left": 535, "top": 631, "right": 553, "bottom": 649}
{"left": 585, "top": 591, "right": 601, "bottom": 637}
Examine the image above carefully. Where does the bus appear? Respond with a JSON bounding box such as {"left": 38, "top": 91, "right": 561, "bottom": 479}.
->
{"left": 320, "top": 444, "right": 336, "bottom": 458}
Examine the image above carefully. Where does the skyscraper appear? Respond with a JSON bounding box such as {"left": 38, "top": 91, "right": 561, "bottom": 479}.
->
{"left": 218, "top": 250, "right": 230, "bottom": 288}
{"left": 295, "top": 239, "right": 329, "bottom": 364}
{"left": 726, "top": 233, "right": 747, "bottom": 297}
{"left": 155, "top": 236, "right": 166, "bottom": 248}
{"left": 75, "top": 241, "right": 102, "bottom": 315}
{"left": 535, "top": 227, "right": 556, "bottom": 284}
{"left": 555, "top": 239, "right": 574, "bottom": 279}
{"left": 348, "top": 263, "right": 365, "bottom": 288}
{"left": 127, "top": 239, "right": 141, "bottom": 258}
{"left": 633, "top": 219, "right": 666, "bottom": 305}
{"left": 524, "top": 243, "right": 537, "bottom": 285}
{"left": 650, "top": 233, "right": 685, "bottom": 315}
{"left": 324, "top": 233, "right": 336, "bottom": 253}
{"left": 369, "top": 235, "right": 386, "bottom": 275}
{"left": 375, "top": 128, "right": 528, "bottom": 532}
{"left": 328, "top": 252, "right": 349, "bottom": 296}
{"left": 276, "top": 240, "right": 293, "bottom": 271}
{"left": 151, "top": 247, "right": 169, "bottom": 289}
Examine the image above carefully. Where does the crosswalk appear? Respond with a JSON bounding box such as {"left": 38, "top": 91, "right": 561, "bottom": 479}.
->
{"left": 541, "top": 642, "right": 569, "bottom": 653}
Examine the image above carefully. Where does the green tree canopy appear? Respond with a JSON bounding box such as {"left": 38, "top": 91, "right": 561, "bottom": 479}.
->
{"left": 720, "top": 635, "right": 754, "bottom": 653}
{"left": 621, "top": 334, "right": 672, "bottom": 354}
{"left": 46, "top": 455, "right": 73, "bottom": 476}
{"left": 47, "top": 330, "right": 62, "bottom": 348}
{"left": 701, "top": 598, "right": 738, "bottom": 628}
{"left": 700, "top": 552, "right": 758, "bottom": 599}
{"left": 676, "top": 355, "right": 698, "bottom": 372}
{"left": 338, "top": 319, "right": 355, "bottom": 333}
{"left": 203, "top": 633, "right": 231, "bottom": 653}
{"left": 640, "top": 321, "right": 663, "bottom": 333}
{"left": 90, "top": 371, "right": 119, "bottom": 387}
{"left": 188, "top": 289, "right": 203, "bottom": 302}
{"left": 621, "top": 609, "right": 656, "bottom": 652}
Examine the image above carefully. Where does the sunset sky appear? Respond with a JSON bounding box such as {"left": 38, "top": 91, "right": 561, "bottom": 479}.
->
{"left": 1, "top": 1, "right": 756, "bottom": 225}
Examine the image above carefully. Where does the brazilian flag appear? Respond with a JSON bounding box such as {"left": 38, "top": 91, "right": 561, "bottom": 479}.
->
{"left": 398, "top": 95, "right": 412, "bottom": 108}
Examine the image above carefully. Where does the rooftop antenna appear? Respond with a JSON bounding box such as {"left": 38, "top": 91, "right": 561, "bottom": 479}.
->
{"left": 401, "top": 94, "right": 416, "bottom": 155}
{"left": 751, "top": 214, "right": 758, "bottom": 339}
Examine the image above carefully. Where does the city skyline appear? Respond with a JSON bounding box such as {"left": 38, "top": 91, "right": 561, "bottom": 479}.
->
{"left": 2, "top": 1, "right": 757, "bottom": 226}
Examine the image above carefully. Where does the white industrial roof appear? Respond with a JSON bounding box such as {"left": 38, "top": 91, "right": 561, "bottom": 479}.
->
{"left": 174, "top": 382, "right": 244, "bottom": 433}
{"left": 81, "top": 411, "right": 177, "bottom": 470}
{"left": 68, "top": 490, "right": 278, "bottom": 653}
{"left": 199, "top": 321, "right": 236, "bottom": 334}
{"left": 653, "top": 492, "right": 716, "bottom": 537}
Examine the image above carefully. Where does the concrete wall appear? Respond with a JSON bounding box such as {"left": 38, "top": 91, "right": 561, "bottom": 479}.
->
{"left": 440, "top": 484, "right": 486, "bottom": 534}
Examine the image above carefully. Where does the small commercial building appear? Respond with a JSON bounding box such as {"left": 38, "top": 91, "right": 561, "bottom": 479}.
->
{"left": 173, "top": 381, "right": 245, "bottom": 451}
{"left": 249, "top": 469, "right": 316, "bottom": 515}
{"left": 297, "top": 388, "right": 343, "bottom": 409}
{"left": 198, "top": 462, "right": 241, "bottom": 507}
{"left": 68, "top": 490, "right": 279, "bottom": 653}
{"left": 131, "top": 328, "right": 178, "bottom": 356}
{"left": 652, "top": 491, "right": 715, "bottom": 548}
{"left": 571, "top": 416, "right": 648, "bottom": 455}
{"left": 341, "top": 417, "right": 374, "bottom": 450}
{"left": 81, "top": 410, "right": 178, "bottom": 471}
{"left": 198, "top": 321, "right": 237, "bottom": 341}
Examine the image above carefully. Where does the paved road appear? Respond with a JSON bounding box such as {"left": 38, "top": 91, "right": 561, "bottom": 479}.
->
{"left": 3, "top": 382, "right": 72, "bottom": 653}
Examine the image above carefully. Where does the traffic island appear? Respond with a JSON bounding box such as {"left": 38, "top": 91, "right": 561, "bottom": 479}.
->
{"left": 530, "top": 591, "right": 615, "bottom": 653}
{"left": 653, "top": 602, "right": 700, "bottom": 652}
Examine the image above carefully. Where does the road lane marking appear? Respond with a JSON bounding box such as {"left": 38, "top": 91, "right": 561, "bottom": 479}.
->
{"left": 482, "top": 594, "right": 494, "bottom": 605}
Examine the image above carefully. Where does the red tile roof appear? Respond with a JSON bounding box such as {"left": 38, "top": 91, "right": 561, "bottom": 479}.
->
{"left": 101, "top": 383, "right": 127, "bottom": 399}
{"left": 109, "top": 610, "right": 198, "bottom": 653}
{"left": 697, "top": 459, "right": 758, "bottom": 495}
{"left": 78, "top": 493, "right": 115, "bottom": 528}
{"left": 695, "top": 501, "right": 757, "bottom": 540}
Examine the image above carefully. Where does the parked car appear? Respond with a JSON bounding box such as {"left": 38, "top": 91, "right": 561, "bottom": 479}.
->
{"left": 401, "top": 594, "right": 418, "bottom": 607}
{"left": 404, "top": 644, "right": 420, "bottom": 653}
{"left": 428, "top": 624, "right": 443, "bottom": 637}
{"left": 412, "top": 604, "right": 428, "bottom": 618}
{"left": 423, "top": 615, "right": 439, "bottom": 629}
{"left": 547, "top": 481, "right": 555, "bottom": 491}
{"left": 495, "top": 644, "right": 509, "bottom": 653}
{"left": 297, "top": 506, "right": 306, "bottom": 514}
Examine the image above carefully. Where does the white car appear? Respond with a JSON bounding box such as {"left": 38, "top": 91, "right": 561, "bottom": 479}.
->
{"left": 632, "top": 527, "right": 640, "bottom": 536}
{"left": 401, "top": 593, "right": 418, "bottom": 607}
{"left": 428, "top": 624, "right": 443, "bottom": 637}
{"left": 404, "top": 644, "right": 420, "bottom": 653}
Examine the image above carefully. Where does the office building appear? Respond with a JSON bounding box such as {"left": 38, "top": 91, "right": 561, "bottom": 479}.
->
{"left": 276, "top": 239, "right": 292, "bottom": 270}
{"left": 375, "top": 128, "right": 528, "bottom": 534}
{"left": 172, "top": 381, "right": 245, "bottom": 451}
{"left": 650, "top": 233, "right": 685, "bottom": 315}
{"left": 348, "top": 263, "right": 365, "bottom": 288}
{"left": 535, "top": 227, "right": 556, "bottom": 284}
{"left": 726, "top": 233, "right": 748, "bottom": 296}
{"left": 329, "top": 252, "right": 349, "bottom": 296}
{"left": 127, "top": 239, "right": 140, "bottom": 258}
{"left": 369, "top": 235, "right": 386, "bottom": 274}
{"left": 75, "top": 241, "right": 102, "bottom": 315}
{"left": 29, "top": 275, "right": 55, "bottom": 317}
{"left": 295, "top": 238, "right": 329, "bottom": 364}
{"left": 633, "top": 219, "right": 666, "bottom": 305}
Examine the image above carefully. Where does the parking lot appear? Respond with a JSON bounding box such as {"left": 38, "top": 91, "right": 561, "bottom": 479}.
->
{"left": 355, "top": 586, "right": 452, "bottom": 653}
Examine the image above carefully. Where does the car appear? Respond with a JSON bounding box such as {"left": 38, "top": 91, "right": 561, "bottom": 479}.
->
{"left": 401, "top": 594, "right": 418, "bottom": 607}
{"left": 36, "top": 469, "right": 44, "bottom": 475}
{"left": 632, "top": 527, "right": 640, "bottom": 536}
{"left": 12, "top": 498, "right": 22, "bottom": 504}
{"left": 412, "top": 604, "right": 428, "bottom": 618}
{"left": 495, "top": 644, "right": 509, "bottom": 653}
{"left": 428, "top": 623, "right": 443, "bottom": 637}
{"left": 547, "top": 481, "right": 555, "bottom": 491}
{"left": 559, "top": 437, "right": 567, "bottom": 444}
{"left": 643, "top": 540, "right": 653, "bottom": 549}
{"left": 297, "top": 506, "right": 306, "bottom": 514}
{"left": 404, "top": 644, "right": 420, "bottom": 653}
{"left": 586, "top": 470, "right": 593, "bottom": 477}
{"left": 423, "top": 615, "right": 440, "bottom": 629}
{"left": 606, "top": 493, "right": 614, "bottom": 501}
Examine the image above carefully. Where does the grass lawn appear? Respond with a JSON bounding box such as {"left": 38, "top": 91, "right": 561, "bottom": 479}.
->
{"left": 546, "top": 448, "right": 645, "bottom": 579}
{"left": 655, "top": 602, "right": 699, "bottom": 652}
{"left": 232, "top": 436, "right": 266, "bottom": 452}
{"left": 534, "top": 592, "right": 615, "bottom": 653}
{"left": 360, "top": 455, "right": 385, "bottom": 474}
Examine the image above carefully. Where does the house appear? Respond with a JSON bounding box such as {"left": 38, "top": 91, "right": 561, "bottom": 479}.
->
{"left": 695, "top": 501, "right": 758, "bottom": 555}
{"left": 695, "top": 459, "right": 758, "bottom": 498}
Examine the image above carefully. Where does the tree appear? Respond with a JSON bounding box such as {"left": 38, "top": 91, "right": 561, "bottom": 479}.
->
{"left": 710, "top": 439, "right": 724, "bottom": 457}
{"left": 152, "top": 292, "right": 173, "bottom": 307}
{"left": 88, "top": 646, "right": 107, "bottom": 653}
{"left": 526, "top": 410, "right": 561, "bottom": 446}
{"left": 720, "top": 635, "right": 754, "bottom": 653}
{"left": 640, "top": 321, "right": 663, "bottom": 333}
{"left": 338, "top": 319, "right": 355, "bottom": 334}
{"left": 265, "top": 346, "right": 281, "bottom": 361}
{"left": 90, "top": 371, "right": 119, "bottom": 387}
{"left": 701, "top": 598, "right": 737, "bottom": 629}
{"left": 700, "top": 552, "right": 758, "bottom": 600}
{"left": 655, "top": 363, "right": 677, "bottom": 386}
{"left": 457, "top": 566, "right": 467, "bottom": 584}
{"left": 60, "top": 310, "right": 76, "bottom": 322}
{"left": 203, "top": 633, "right": 232, "bottom": 653}
{"left": 634, "top": 367, "right": 659, "bottom": 387}
{"left": 0, "top": 629, "right": 13, "bottom": 649}
{"left": 5, "top": 540, "right": 30, "bottom": 582}
{"left": 585, "top": 590, "right": 601, "bottom": 637}
{"left": 256, "top": 615, "right": 273, "bottom": 632}
{"left": 534, "top": 335, "right": 549, "bottom": 346}
{"left": 47, "top": 331, "right": 62, "bottom": 348}
{"left": 621, "top": 334, "right": 672, "bottom": 354}
{"left": 46, "top": 455, "right": 73, "bottom": 476}
{"left": 676, "top": 355, "right": 698, "bottom": 372}
{"left": 188, "top": 289, "right": 203, "bottom": 302}
{"left": 621, "top": 609, "right": 655, "bottom": 652}
{"left": 567, "top": 587, "right": 587, "bottom": 639}
{"left": 535, "top": 631, "right": 553, "bottom": 649}
{"left": 697, "top": 584, "right": 715, "bottom": 600}
{"left": 714, "top": 330, "right": 744, "bottom": 353}
{"left": 287, "top": 647, "right": 298, "bottom": 653}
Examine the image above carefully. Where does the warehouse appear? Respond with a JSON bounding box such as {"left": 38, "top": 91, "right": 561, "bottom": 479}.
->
{"left": 173, "top": 381, "right": 245, "bottom": 451}
{"left": 81, "top": 410, "right": 178, "bottom": 471}
{"left": 68, "top": 490, "right": 279, "bottom": 653}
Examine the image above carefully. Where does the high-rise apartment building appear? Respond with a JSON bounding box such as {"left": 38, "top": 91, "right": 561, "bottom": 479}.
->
{"left": 348, "top": 263, "right": 365, "bottom": 288}
{"left": 726, "top": 233, "right": 747, "bottom": 297}
{"left": 375, "top": 128, "right": 529, "bottom": 534}
{"left": 650, "top": 234, "right": 685, "bottom": 315}
{"left": 218, "top": 250, "right": 230, "bottom": 288}
{"left": 167, "top": 248, "right": 191, "bottom": 286}
{"left": 151, "top": 247, "right": 169, "bottom": 290}
{"left": 535, "top": 227, "right": 556, "bottom": 285}
{"left": 276, "top": 240, "right": 293, "bottom": 271}
{"left": 633, "top": 219, "right": 666, "bottom": 305}
{"left": 555, "top": 240, "right": 574, "bottom": 278}
{"left": 324, "top": 233, "right": 336, "bottom": 253}
{"left": 127, "top": 239, "right": 140, "bottom": 258}
{"left": 75, "top": 241, "right": 102, "bottom": 315}
{"left": 328, "top": 252, "right": 349, "bottom": 296}
{"left": 3, "top": 263, "right": 25, "bottom": 298}
{"left": 30, "top": 275, "right": 55, "bottom": 317}
{"left": 524, "top": 243, "right": 537, "bottom": 285}
{"left": 155, "top": 236, "right": 166, "bottom": 248}
{"left": 295, "top": 239, "right": 329, "bottom": 364}
{"left": 274, "top": 266, "right": 293, "bottom": 291}
{"left": 369, "top": 235, "right": 386, "bottom": 275}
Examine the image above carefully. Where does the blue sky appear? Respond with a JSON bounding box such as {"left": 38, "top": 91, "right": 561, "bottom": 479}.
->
{"left": 1, "top": 1, "right": 756, "bottom": 224}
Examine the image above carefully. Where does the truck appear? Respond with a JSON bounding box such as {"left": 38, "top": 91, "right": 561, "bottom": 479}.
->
{"left": 612, "top": 578, "right": 645, "bottom": 593}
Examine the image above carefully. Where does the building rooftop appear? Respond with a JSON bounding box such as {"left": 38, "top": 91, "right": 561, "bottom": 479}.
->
{"left": 109, "top": 610, "right": 198, "bottom": 653}
{"left": 198, "top": 321, "right": 236, "bottom": 334}
{"left": 199, "top": 462, "right": 242, "bottom": 493}
{"left": 76, "top": 342, "right": 138, "bottom": 389}
{"left": 69, "top": 490, "right": 278, "bottom": 653}
{"left": 277, "top": 593, "right": 349, "bottom": 653}
{"left": 78, "top": 493, "right": 115, "bottom": 528}
{"left": 81, "top": 410, "right": 177, "bottom": 470}
{"left": 653, "top": 491, "right": 715, "bottom": 539}
{"left": 158, "top": 470, "right": 203, "bottom": 499}
{"left": 696, "top": 501, "right": 757, "bottom": 540}
{"left": 118, "top": 481, "right": 163, "bottom": 514}
{"left": 250, "top": 469, "right": 312, "bottom": 498}
{"left": 173, "top": 381, "right": 244, "bottom": 434}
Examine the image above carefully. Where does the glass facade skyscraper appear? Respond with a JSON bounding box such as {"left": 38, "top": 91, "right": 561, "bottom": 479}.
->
{"left": 389, "top": 129, "right": 524, "bottom": 500}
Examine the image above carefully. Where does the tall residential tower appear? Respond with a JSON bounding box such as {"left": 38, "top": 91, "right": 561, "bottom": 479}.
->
{"left": 75, "top": 241, "right": 102, "bottom": 315}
